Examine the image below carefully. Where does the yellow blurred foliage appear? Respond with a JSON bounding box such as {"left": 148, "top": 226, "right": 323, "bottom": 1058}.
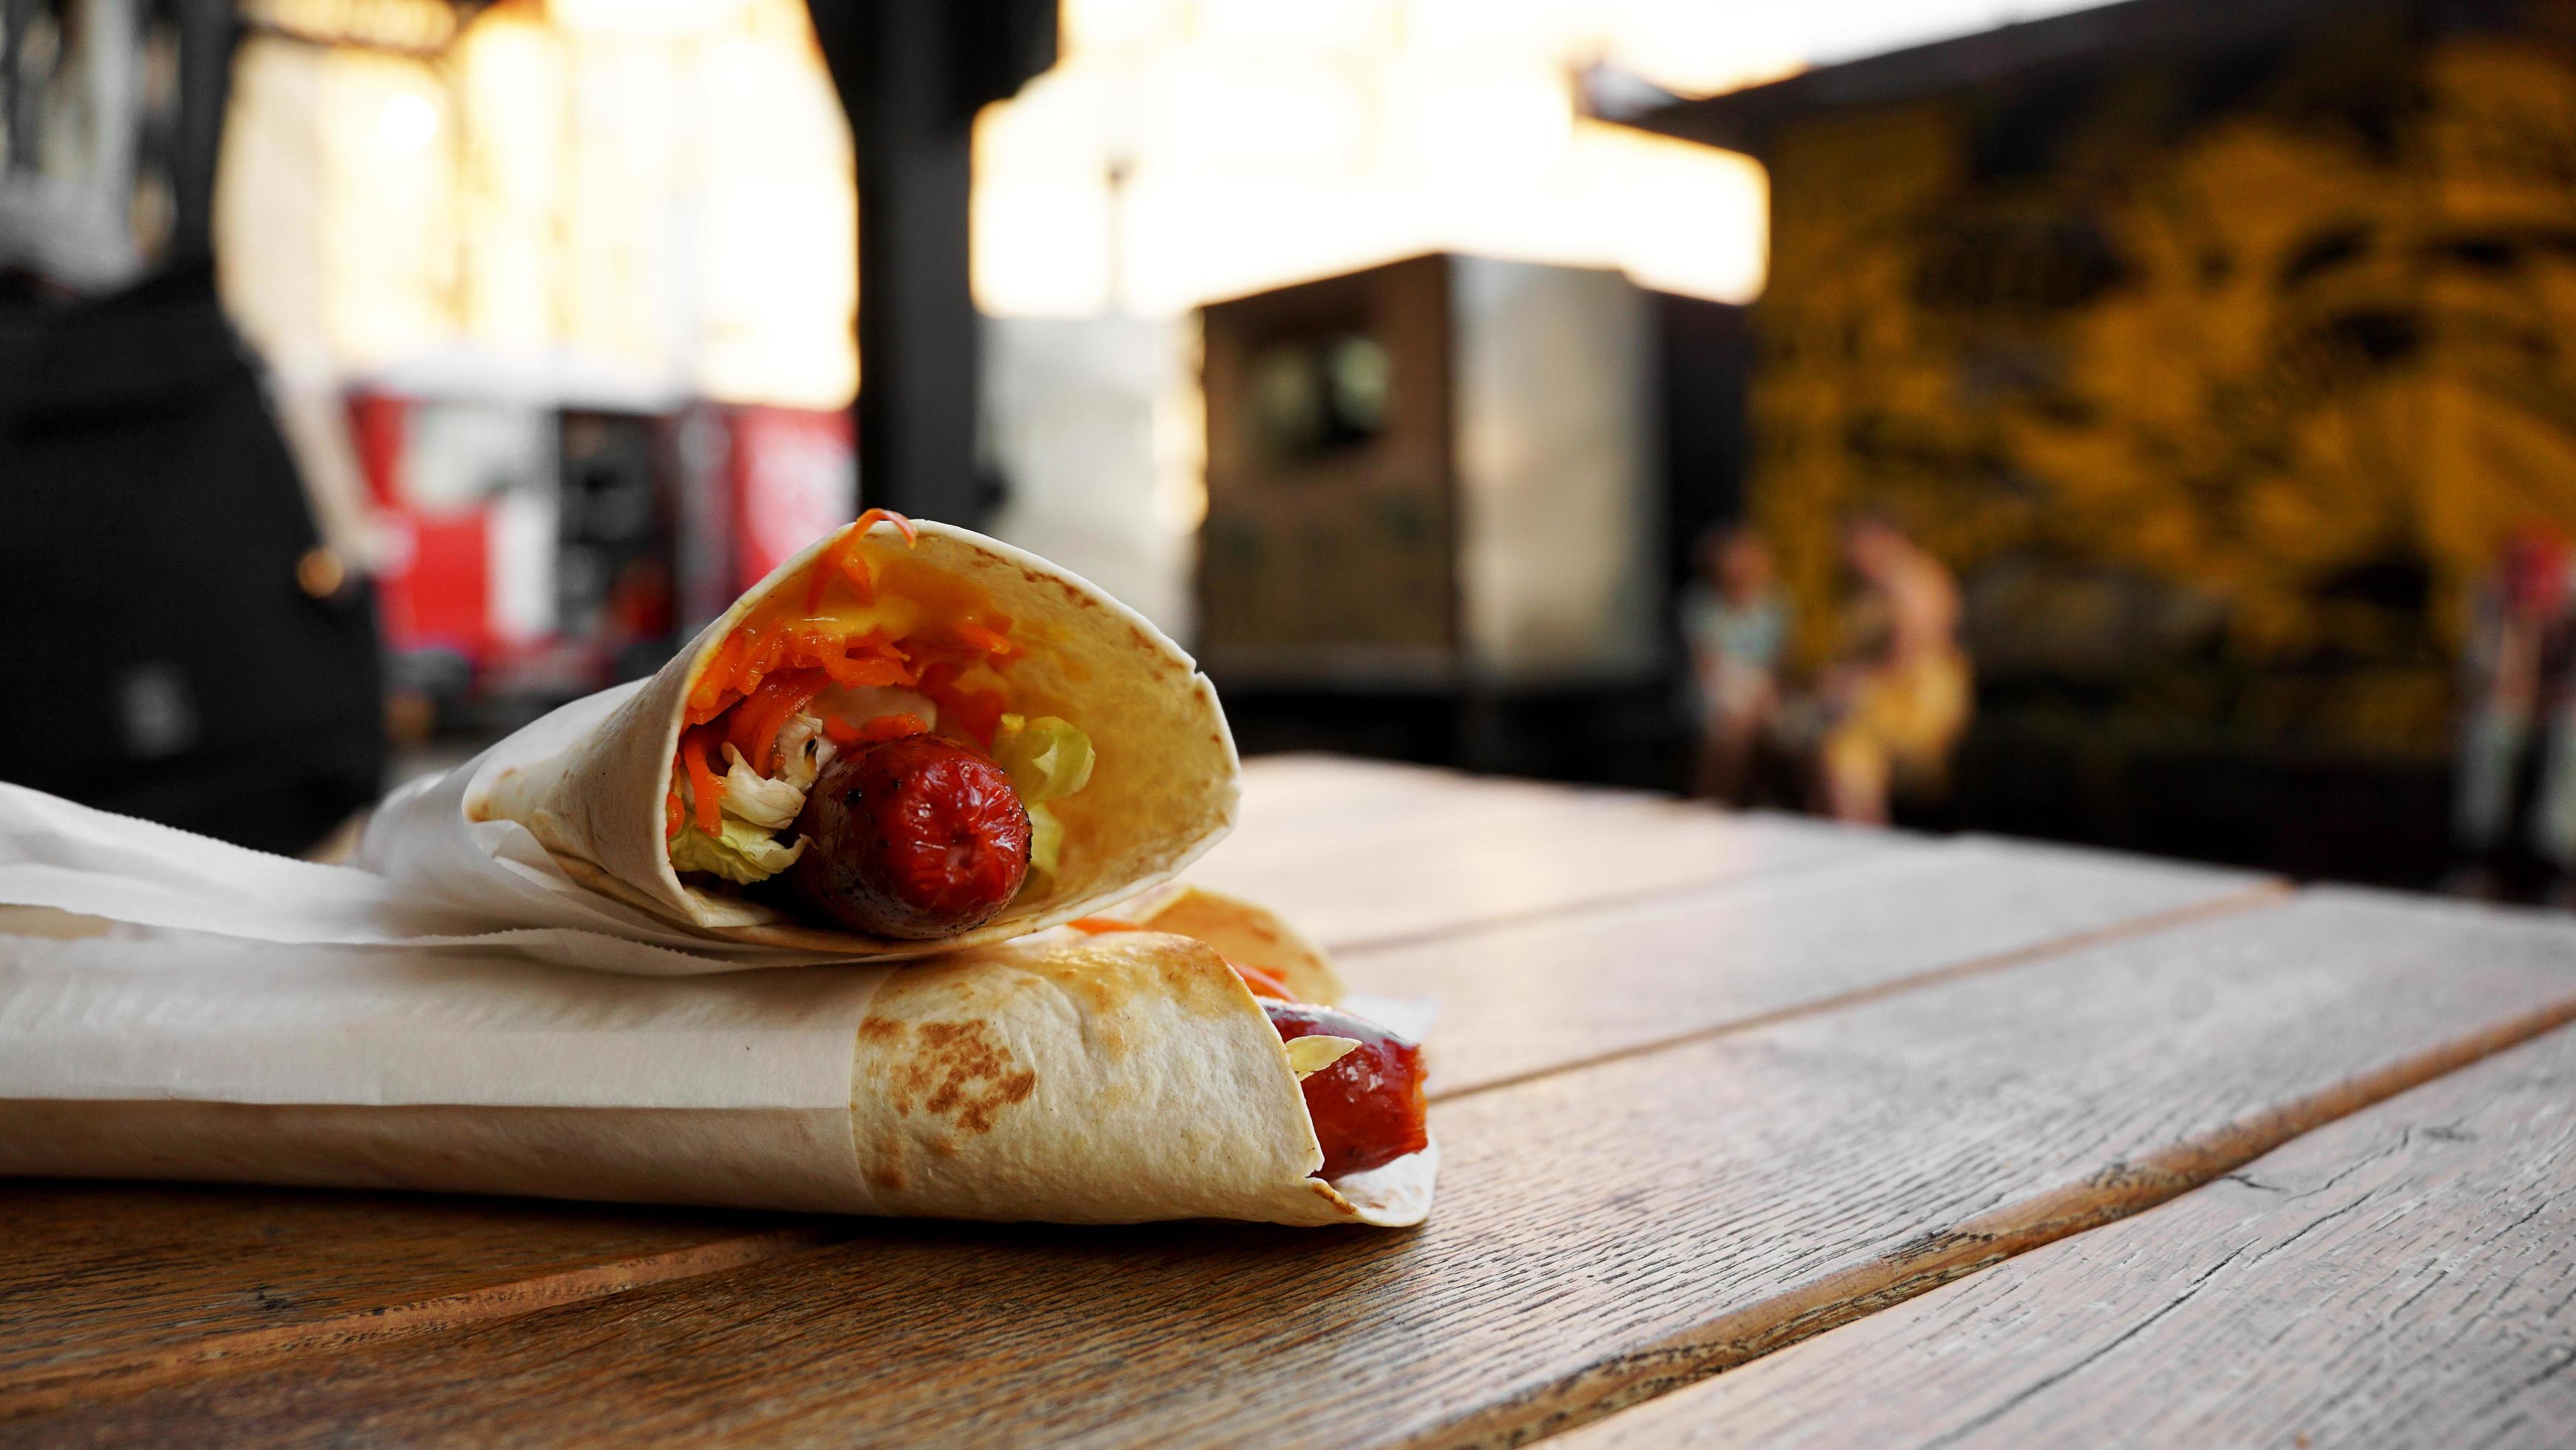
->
{"left": 1750, "top": 21, "right": 2576, "bottom": 754}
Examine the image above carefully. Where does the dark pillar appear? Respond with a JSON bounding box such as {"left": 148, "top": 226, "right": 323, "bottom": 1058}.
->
{"left": 807, "top": 0, "right": 1055, "bottom": 527}
{"left": 1656, "top": 293, "right": 1752, "bottom": 581}
{"left": 169, "top": 0, "right": 239, "bottom": 263}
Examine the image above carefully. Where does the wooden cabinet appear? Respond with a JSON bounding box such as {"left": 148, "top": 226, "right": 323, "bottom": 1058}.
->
{"left": 1199, "top": 253, "right": 1660, "bottom": 692}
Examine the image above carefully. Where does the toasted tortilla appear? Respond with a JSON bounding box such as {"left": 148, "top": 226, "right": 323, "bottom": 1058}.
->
{"left": 476, "top": 519, "right": 1240, "bottom": 958}
{"left": 848, "top": 929, "right": 1431, "bottom": 1226}
{"left": 0, "top": 918, "right": 1435, "bottom": 1227}
{"left": 1128, "top": 884, "right": 1347, "bottom": 1004}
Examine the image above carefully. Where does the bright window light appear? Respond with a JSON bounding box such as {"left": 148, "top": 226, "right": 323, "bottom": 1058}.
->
{"left": 975, "top": 1, "right": 2128, "bottom": 320}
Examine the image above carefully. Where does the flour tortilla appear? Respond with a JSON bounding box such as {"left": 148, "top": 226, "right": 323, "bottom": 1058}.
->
{"left": 0, "top": 917, "right": 1435, "bottom": 1227}
{"left": 848, "top": 928, "right": 1433, "bottom": 1226}
{"left": 477, "top": 519, "right": 1240, "bottom": 958}
{"left": 1127, "top": 883, "right": 1347, "bottom": 1003}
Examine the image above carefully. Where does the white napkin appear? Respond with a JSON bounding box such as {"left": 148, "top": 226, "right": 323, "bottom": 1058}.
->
{"left": 0, "top": 681, "right": 856, "bottom": 975}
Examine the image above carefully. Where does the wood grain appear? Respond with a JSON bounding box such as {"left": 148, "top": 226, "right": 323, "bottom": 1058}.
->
{"left": 0, "top": 1184, "right": 836, "bottom": 1420}
{"left": 1345, "top": 836, "right": 2273, "bottom": 1096}
{"left": 1235, "top": 755, "right": 1640, "bottom": 822}
{"left": 1192, "top": 792, "right": 1888, "bottom": 952}
{"left": 24, "top": 888, "right": 2575, "bottom": 1449}
{"left": 1555, "top": 1015, "right": 2576, "bottom": 1449}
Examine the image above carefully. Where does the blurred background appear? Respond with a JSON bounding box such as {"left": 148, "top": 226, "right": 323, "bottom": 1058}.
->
{"left": 9, "top": 0, "right": 2576, "bottom": 903}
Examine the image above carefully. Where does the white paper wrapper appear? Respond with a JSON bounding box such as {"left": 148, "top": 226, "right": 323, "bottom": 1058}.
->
{"left": 0, "top": 684, "right": 866, "bottom": 975}
{"left": 0, "top": 928, "right": 893, "bottom": 1212}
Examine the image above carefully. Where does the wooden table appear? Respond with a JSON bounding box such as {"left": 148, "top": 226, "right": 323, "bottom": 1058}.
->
{"left": 6, "top": 755, "right": 2575, "bottom": 1446}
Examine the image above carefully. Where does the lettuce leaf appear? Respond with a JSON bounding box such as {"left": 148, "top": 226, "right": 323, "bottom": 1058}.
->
{"left": 994, "top": 715, "right": 1095, "bottom": 803}
{"left": 669, "top": 816, "right": 807, "bottom": 885}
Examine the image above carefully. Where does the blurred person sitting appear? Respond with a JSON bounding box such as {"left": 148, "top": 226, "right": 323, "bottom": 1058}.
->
{"left": 1810, "top": 516, "right": 1972, "bottom": 826}
{"left": 1680, "top": 525, "right": 1790, "bottom": 803}
{"left": 2450, "top": 527, "right": 2576, "bottom": 902}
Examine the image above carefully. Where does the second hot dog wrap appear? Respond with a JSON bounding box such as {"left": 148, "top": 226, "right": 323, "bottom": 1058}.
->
{"left": 478, "top": 515, "right": 1237, "bottom": 957}
{"left": 0, "top": 887, "right": 1436, "bottom": 1227}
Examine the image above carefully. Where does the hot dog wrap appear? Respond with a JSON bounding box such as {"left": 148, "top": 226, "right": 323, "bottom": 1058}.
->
{"left": 0, "top": 889, "right": 1436, "bottom": 1227}
{"left": 473, "top": 514, "right": 1238, "bottom": 956}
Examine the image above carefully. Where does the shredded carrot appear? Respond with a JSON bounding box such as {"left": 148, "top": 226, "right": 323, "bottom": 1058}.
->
{"left": 780, "top": 628, "right": 826, "bottom": 667}
{"left": 754, "top": 672, "right": 828, "bottom": 767}
{"left": 772, "top": 624, "right": 913, "bottom": 688}
{"left": 795, "top": 510, "right": 913, "bottom": 647}
{"left": 861, "top": 712, "right": 928, "bottom": 741}
{"left": 821, "top": 712, "right": 930, "bottom": 749}
{"left": 684, "top": 687, "right": 741, "bottom": 729}
{"left": 726, "top": 668, "right": 830, "bottom": 775}
{"left": 819, "top": 653, "right": 914, "bottom": 689}
{"left": 782, "top": 627, "right": 848, "bottom": 672}
{"left": 951, "top": 620, "right": 1018, "bottom": 660}
{"left": 732, "top": 629, "right": 788, "bottom": 696}
{"left": 805, "top": 529, "right": 877, "bottom": 610}
{"left": 681, "top": 726, "right": 725, "bottom": 834}
{"left": 665, "top": 784, "right": 684, "bottom": 841}
{"left": 855, "top": 508, "right": 918, "bottom": 544}
{"left": 1232, "top": 962, "right": 1297, "bottom": 1001}
{"left": 1066, "top": 917, "right": 1141, "bottom": 934}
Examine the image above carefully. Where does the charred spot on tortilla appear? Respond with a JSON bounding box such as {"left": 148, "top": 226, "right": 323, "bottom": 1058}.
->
{"left": 870, "top": 1130, "right": 908, "bottom": 1195}
{"left": 896, "top": 1019, "right": 1038, "bottom": 1136}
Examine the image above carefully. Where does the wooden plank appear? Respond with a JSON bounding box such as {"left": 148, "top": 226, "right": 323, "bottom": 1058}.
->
{"left": 1210, "top": 756, "right": 1887, "bottom": 950}
{"left": 1237, "top": 755, "right": 1630, "bottom": 822}
{"left": 1555, "top": 1014, "right": 2576, "bottom": 1449}
{"left": 33, "top": 889, "right": 2576, "bottom": 1446}
{"left": 0, "top": 1184, "right": 836, "bottom": 1420}
{"left": 1193, "top": 798, "right": 1885, "bottom": 952}
{"left": 1348, "top": 837, "right": 2273, "bottom": 1096}
{"left": 1214, "top": 766, "right": 1691, "bottom": 898}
